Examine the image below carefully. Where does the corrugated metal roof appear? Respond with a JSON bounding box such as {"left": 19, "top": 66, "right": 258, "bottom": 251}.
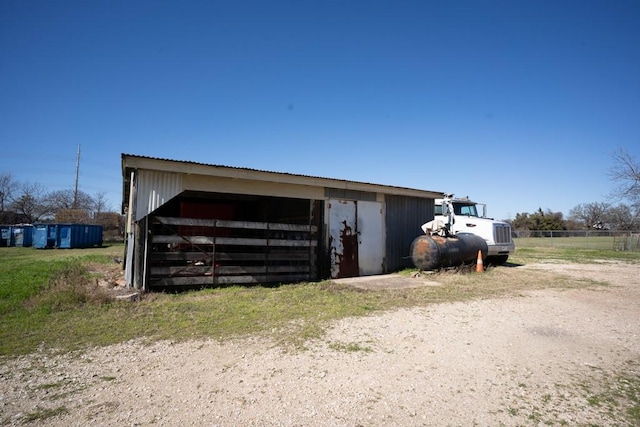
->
{"left": 122, "top": 153, "right": 444, "bottom": 199}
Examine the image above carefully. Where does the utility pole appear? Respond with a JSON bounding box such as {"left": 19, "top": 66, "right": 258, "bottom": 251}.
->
{"left": 73, "top": 144, "right": 81, "bottom": 209}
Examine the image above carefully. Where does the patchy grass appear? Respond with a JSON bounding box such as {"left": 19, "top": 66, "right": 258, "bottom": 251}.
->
{"left": 0, "top": 245, "right": 123, "bottom": 316}
{"left": 510, "top": 360, "right": 640, "bottom": 426}
{"left": 21, "top": 406, "right": 69, "bottom": 423}
{"left": 1, "top": 243, "right": 638, "bottom": 425}
{"left": 0, "top": 243, "right": 636, "bottom": 358}
{"left": 25, "top": 260, "right": 113, "bottom": 313}
{"left": 579, "top": 361, "right": 640, "bottom": 425}
{"left": 328, "top": 340, "right": 374, "bottom": 353}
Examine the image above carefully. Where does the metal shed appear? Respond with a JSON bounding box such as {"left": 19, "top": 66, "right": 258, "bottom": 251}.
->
{"left": 122, "top": 154, "right": 442, "bottom": 290}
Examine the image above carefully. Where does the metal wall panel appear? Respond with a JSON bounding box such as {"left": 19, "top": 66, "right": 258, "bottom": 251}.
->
{"left": 385, "top": 195, "right": 434, "bottom": 271}
{"left": 357, "top": 201, "right": 384, "bottom": 275}
{"left": 135, "top": 170, "right": 183, "bottom": 221}
{"left": 324, "top": 187, "right": 377, "bottom": 201}
{"left": 328, "top": 200, "right": 359, "bottom": 278}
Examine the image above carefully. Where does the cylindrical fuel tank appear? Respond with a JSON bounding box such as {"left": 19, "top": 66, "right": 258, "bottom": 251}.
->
{"left": 410, "top": 233, "right": 488, "bottom": 271}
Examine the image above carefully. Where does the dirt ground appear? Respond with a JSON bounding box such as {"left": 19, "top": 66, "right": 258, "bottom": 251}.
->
{"left": 1, "top": 261, "right": 639, "bottom": 426}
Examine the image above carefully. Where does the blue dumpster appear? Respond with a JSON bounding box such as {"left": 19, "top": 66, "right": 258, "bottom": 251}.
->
{"left": 33, "top": 224, "right": 103, "bottom": 249}
{"left": 57, "top": 224, "right": 103, "bottom": 248}
{"left": 11, "top": 225, "right": 33, "bottom": 247}
{"left": 33, "top": 224, "right": 59, "bottom": 248}
{"left": 1, "top": 225, "right": 13, "bottom": 247}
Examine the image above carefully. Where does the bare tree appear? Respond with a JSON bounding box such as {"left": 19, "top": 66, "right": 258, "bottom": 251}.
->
{"left": 0, "top": 172, "right": 17, "bottom": 212}
{"left": 92, "top": 191, "right": 110, "bottom": 215}
{"left": 605, "top": 204, "right": 639, "bottom": 230}
{"left": 1, "top": 174, "right": 119, "bottom": 225}
{"left": 609, "top": 148, "right": 640, "bottom": 206}
{"left": 568, "top": 202, "right": 611, "bottom": 228}
{"left": 49, "top": 189, "right": 94, "bottom": 212}
{"left": 10, "top": 182, "right": 53, "bottom": 223}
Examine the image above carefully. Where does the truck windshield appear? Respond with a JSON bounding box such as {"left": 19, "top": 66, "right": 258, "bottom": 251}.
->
{"left": 454, "top": 203, "right": 478, "bottom": 217}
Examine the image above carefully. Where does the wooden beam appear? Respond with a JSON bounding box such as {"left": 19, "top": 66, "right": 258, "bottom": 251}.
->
{"left": 152, "top": 235, "right": 318, "bottom": 247}
{"left": 149, "top": 273, "right": 313, "bottom": 287}
{"left": 152, "top": 235, "right": 214, "bottom": 245}
{"left": 151, "top": 250, "right": 313, "bottom": 262}
{"left": 214, "top": 237, "right": 317, "bottom": 247}
{"left": 216, "top": 265, "right": 310, "bottom": 275}
{"left": 150, "top": 277, "right": 213, "bottom": 287}
{"left": 151, "top": 252, "right": 214, "bottom": 261}
{"left": 153, "top": 216, "right": 317, "bottom": 232}
{"left": 214, "top": 274, "right": 312, "bottom": 285}
{"left": 150, "top": 266, "right": 213, "bottom": 276}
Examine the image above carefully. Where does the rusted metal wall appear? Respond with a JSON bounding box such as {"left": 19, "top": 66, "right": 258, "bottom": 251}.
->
{"left": 328, "top": 200, "right": 359, "bottom": 278}
{"left": 384, "top": 195, "right": 434, "bottom": 272}
{"left": 327, "top": 199, "right": 385, "bottom": 279}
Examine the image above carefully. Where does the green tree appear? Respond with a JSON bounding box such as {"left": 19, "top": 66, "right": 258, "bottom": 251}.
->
{"left": 511, "top": 209, "right": 565, "bottom": 231}
{"left": 531, "top": 208, "right": 564, "bottom": 231}
{"left": 511, "top": 212, "right": 530, "bottom": 230}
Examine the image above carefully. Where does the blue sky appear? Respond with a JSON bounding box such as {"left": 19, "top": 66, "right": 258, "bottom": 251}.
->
{"left": 1, "top": 0, "right": 639, "bottom": 220}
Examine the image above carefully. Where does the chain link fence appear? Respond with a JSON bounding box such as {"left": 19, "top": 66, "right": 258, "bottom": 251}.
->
{"left": 513, "top": 230, "right": 640, "bottom": 251}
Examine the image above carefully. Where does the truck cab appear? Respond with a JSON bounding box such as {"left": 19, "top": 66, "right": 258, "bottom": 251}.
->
{"left": 425, "top": 196, "right": 515, "bottom": 265}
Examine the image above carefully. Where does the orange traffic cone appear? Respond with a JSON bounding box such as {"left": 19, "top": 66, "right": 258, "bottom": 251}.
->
{"left": 476, "top": 250, "right": 484, "bottom": 273}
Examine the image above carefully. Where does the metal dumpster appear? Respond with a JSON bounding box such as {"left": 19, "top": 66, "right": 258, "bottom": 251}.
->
{"left": 11, "top": 225, "right": 33, "bottom": 247}
{"left": 1, "top": 225, "right": 13, "bottom": 247}
{"left": 33, "top": 224, "right": 59, "bottom": 248}
{"left": 57, "top": 224, "right": 103, "bottom": 248}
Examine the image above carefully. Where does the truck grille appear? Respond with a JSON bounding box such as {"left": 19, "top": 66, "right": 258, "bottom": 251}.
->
{"left": 494, "top": 224, "right": 512, "bottom": 244}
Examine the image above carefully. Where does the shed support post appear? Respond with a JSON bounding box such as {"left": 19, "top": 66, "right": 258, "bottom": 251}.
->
{"left": 133, "top": 217, "right": 147, "bottom": 291}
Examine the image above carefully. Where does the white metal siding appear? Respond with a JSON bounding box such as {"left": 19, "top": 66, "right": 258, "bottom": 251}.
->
{"left": 357, "top": 201, "right": 384, "bottom": 275}
{"left": 135, "top": 170, "right": 183, "bottom": 221}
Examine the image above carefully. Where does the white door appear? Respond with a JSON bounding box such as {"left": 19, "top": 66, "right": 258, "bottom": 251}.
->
{"left": 328, "top": 199, "right": 384, "bottom": 278}
{"left": 328, "top": 200, "right": 358, "bottom": 278}
{"left": 357, "top": 201, "right": 384, "bottom": 275}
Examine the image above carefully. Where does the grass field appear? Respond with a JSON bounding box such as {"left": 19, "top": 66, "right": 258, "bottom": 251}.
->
{"left": 515, "top": 235, "right": 614, "bottom": 249}
{"left": 1, "top": 241, "right": 638, "bottom": 358}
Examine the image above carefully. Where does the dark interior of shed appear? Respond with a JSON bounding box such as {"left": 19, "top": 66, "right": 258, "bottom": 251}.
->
{"left": 143, "top": 191, "right": 326, "bottom": 288}
{"left": 152, "top": 191, "right": 318, "bottom": 225}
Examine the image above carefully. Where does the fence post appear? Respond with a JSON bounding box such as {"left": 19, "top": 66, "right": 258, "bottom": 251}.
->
{"left": 585, "top": 229, "right": 589, "bottom": 250}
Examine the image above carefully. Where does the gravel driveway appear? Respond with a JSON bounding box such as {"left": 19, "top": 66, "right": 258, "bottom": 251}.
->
{"left": 1, "top": 261, "right": 639, "bottom": 426}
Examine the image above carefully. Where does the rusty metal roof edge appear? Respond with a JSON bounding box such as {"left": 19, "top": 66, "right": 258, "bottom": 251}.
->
{"left": 122, "top": 153, "right": 444, "bottom": 198}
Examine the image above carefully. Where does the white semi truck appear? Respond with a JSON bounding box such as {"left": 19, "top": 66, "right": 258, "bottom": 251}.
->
{"left": 421, "top": 194, "right": 515, "bottom": 265}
